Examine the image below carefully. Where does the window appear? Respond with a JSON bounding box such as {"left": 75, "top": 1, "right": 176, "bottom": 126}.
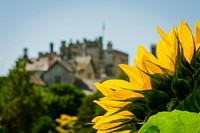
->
{"left": 105, "top": 64, "right": 114, "bottom": 76}
{"left": 54, "top": 76, "right": 61, "bottom": 83}
{"left": 87, "top": 73, "right": 92, "bottom": 79}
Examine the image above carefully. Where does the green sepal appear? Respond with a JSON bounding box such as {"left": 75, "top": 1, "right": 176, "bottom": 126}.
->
{"left": 166, "top": 97, "right": 179, "bottom": 111}
{"left": 192, "top": 48, "right": 200, "bottom": 69}
{"left": 174, "top": 42, "right": 194, "bottom": 89}
{"left": 177, "top": 71, "right": 200, "bottom": 112}
{"left": 150, "top": 73, "right": 174, "bottom": 97}
{"left": 107, "top": 119, "right": 142, "bottom": 132}
{"left": 193, "top": 67, "right": 200, "bottom": 86}
{"left": 140, "top": 90, "right": 170, "bottom": 111}
{"left": 190, "top": 41, "right": 197, "bottom": 69}
{"left": 196, "top": 49, "right": 200, "bottom": 63}
{"left": 171, "top": 78, "right": 191, "bottom": 101}
{"left": 177, "top": 40, "right": 195, "bottom": 73}
{"left": 146, "top": 60, "right": 174, "bottom": 75}
{"left": 144, "top": 110, "right": 159, "bottom": 122}
{"left": 110, "top": 126, "right": 134, "bottom": 133}
{"left": 111, "top": 100, "right": 148, "bottom": 120}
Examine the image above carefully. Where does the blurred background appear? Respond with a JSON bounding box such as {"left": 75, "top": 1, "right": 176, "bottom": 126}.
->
{"left": 1, "top": 0, "right": 200, "bottom": 76}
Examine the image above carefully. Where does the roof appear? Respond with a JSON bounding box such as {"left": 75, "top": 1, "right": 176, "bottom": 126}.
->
{"left": 26, "top": 57, "right": 49, "bottom": 71}
{"left": 75, "top": 56, "right": 92, "bottom": 71}
{"left": 113, "top": 49, "right": 128, "bottom": 56}
{"left": 25, "top": 54, "right": 73, "bottom": 72}
{"left": 30, "top": 74, "right": 46, "bottom": 86}
{"left": 49, "top": 60, "right": 74, "bottom": 72}
{"left": 74, "top": 78, "right": 101, "bottom": 94}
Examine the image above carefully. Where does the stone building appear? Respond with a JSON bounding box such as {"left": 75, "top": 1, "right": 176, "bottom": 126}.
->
{"left": 25, "top": 37, "right": 128, "bottom": 93}
{"left": 59, "top": 37, "right": 128, "bottom": 78}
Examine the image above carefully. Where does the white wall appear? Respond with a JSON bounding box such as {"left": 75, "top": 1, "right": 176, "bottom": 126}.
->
{"left": 43, "top": 64, "right": 74, "bottom": 85}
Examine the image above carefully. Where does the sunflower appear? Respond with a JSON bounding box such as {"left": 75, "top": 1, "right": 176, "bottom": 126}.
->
{"left": 56, "top": 114, "right": 79, "bottom": 133}
{"left": 92, "top": 21, "right": 200, "bottom": 133}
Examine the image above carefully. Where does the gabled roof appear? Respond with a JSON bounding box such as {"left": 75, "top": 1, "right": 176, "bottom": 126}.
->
{"left": 26, "top": 57, "right": 49, "bottom": 71}
{"left": 75, "top": 56, "right": 95, "bottom": 72}
{"left": 26, "top": 54, "right": 58, "bottom": 72}
{"left": 26, "top": 53, "right": 74, "bottom": 72}
{"left": 43, "top": 59, "right": 74, "bottom": 75}
{"left": 74, "top": 78, "right": 101, "bottom": 94}
{"left": 30, "top": 74, "right": 46, "bottom": 86}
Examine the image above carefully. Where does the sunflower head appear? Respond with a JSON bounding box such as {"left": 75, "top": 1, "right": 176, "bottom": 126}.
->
{"left": 92, "top": 21, "right": 200, "bottom": 133}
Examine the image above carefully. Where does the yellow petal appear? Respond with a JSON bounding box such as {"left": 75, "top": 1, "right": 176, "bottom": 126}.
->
{"left": 93, "top": 112, "right": 132, "bottom": 130}
{"left": 102, "top": 79, "right": 135, "bottom": 91}
{"left": 142, "top": 55, "right": 162, "bottom": 74}
{"left": 195, "top": 21, "right": 200, "bottom": 50}
{"left": 134, "top": 45, "right": 160, "bottom": 73}
{"left": 157, "top": 40, "right": 174, "bottom": 70}
{"left": 95, "top": 82, "right": 113, "bottom": 96}
{"left": 157, "top": 26, "right": 168, "bottom": 43}
{"left": 107, "top": 89, "right": 143, "bottom": 100}
{"left": 119, "top": 64, "right": 145, "bottom": 90}
{"left": 94, "top": 99, "right": 130, "bottom": 111}
{"left": 178, "top": 21, "right": 194, "bottom": 63}
{"left": 157, "top": 26, "right": 178, "bottom": 67}
{"left": 136, "top": 45, "right": 158, "bottom": 64}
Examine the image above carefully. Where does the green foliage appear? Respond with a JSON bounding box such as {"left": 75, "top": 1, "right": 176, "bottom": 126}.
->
{"left": 0, "top": 59, "right": 101, "bottom": 132}
{"left": 42, "top": 83, "right": 85, "bottom": 119}
{"left": 138, "top": 110, "right": 200, "bottom": 133}
{"left": 0, "top": 126, "right": 7, "bottom": 133}
{"left": 77, "top": 91, "right": 105, "bottom": 133}
{"left": 78, "top": 91, "right": 105, "bottom": 123}
{"left": 0, "top": 60, "right": 46, "bottom": 133}
{"left": 31, "top": 115, "right": 56, "bottom": 133}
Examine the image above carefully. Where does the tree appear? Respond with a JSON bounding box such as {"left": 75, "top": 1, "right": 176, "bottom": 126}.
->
{"left": 0, "top": 60, "right": 46, "bottom": 133}
{"left": 31, "top": 115, "right": 56, "bottom": 133}
{"left": 77, "top": 91, "right": 105, "bottom": 133}
{"left": 42, "top": 83, "right": 85, "bottom": 119}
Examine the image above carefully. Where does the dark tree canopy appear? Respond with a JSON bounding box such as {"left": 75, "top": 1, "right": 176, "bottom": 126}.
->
{"left": 0, "top": 60, "right": 46, "bottom": 133}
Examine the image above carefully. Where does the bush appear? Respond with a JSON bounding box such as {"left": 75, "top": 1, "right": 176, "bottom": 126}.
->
{"left": 32, "top": 115, "right": 56, "bottom": 133}
{"left": 77, "top": 91, "right": 105, "bottom": 133}
{"left": 42, "top": 83, "right": 85, "bottom": 119}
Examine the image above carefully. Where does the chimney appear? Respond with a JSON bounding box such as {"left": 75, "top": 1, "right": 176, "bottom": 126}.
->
{"left": 151, "top": 44, "right": 156, "bottom": 57}
{"left": 61, "top": 41, "right": 66, "bottom": 47}
{"left": 99, "top": 36, "right": 102, "bottom": 43}
{"left": 50, "top": 42, "right": 54, "bottom": 53}
{"left": 60, "top": 41, "right": 66, "bottom": 56}
{"left": 38, "top": 52, "right": 44, "bottom": 57}
{"left": 107, "top": 41, "right": 112, "bottom": 51}
{"left": 23, "top": 48, "right": 28, "bottom": 59}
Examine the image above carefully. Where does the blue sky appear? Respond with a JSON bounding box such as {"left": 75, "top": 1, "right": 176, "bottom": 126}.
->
{"left": 1, "top": 0, "right": 200, "bottom": 76}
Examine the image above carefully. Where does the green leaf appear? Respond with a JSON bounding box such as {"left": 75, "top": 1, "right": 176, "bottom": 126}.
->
{"left": 138, "top": 110, "right": 200, "bottom": 133}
